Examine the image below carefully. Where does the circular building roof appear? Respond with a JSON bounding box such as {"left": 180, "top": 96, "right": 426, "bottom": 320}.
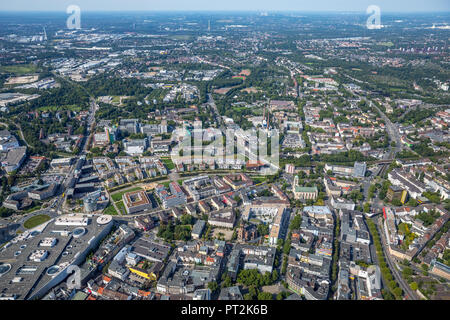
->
{"left": 72, "top": 227, "right": 86, "bottom": 238}
{"left": 46, "top": 265, "right": 61, "bottom": 276}
{"left": 96, "top": 215, "right": 112, "bottom": 225}
{"left": 0, "top": 263, "right": 11, "bottom": 276}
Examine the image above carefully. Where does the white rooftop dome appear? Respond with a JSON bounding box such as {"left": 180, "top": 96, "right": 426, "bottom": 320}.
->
{"left": 96, "top": 215, "right": 112, "bottom": 225}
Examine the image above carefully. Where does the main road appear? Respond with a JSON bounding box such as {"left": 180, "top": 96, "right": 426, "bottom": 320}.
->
{"left": 369, "top": 100, "right": 403, "bottom": 159}
{"left": 359, "top": 98, "right": 403, "bottom": 213}
{"left": 374, "top": 216, "right": 419, "bottom": 300}
{"left": 55, "top": 97, "right": 98, "bottom": 214}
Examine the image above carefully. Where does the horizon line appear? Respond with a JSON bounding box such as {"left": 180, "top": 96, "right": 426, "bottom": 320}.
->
{"left": 0, "top": 9, "right": 449, "bottom": 14}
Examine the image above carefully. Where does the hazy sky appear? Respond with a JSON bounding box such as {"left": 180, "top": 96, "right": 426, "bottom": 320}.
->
{"left": 0, "top": 0, "right": 449, "bottom": 12}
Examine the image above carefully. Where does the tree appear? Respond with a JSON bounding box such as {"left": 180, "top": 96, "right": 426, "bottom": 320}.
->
{"left": 207, "top": 281, "right": 219, "bottom": 293}
{"left": 406, "top": 198, "right": 418, "bottom": 207}
{"left": 0, "top": 207, "right": 14, "bottom": 218}
{"left": 382, "top": 289, "right": 394, "bottom": 300}
{"left": 7, "top": 172, "right": 16, "bottom": 186}
{"left": 283, "top": 238, "right": 291, "bottom": 255}
{"left": 262, "top": 272, "right": 272, "bottom": 286}
{"left": 257, "top": 292, "right": 273, "bottom": 300}
{"left": 244, "top": 285, "right": 259, "bottom": 300}
{"left": 393, "top": 287, "right": 403, "bottom": 298}
{"left": 388, "top": 279, "right": 397, "bottom": 289}
{"left": 281, "top": 256, "right": 288, "bottom": 275}
{"left": 368, "top": 184, "right": 377, "bottom": 198}
{"left": 180, "top": 214, "right": 194, "bottom": 225}
{"left": 385, "top": 273, "right": 393, "bottom": 282}
{"left": 277, "top": 239, "right": 284, "bottom": 248}
{"left": 237, "top": 269, "right": 274, "bottom": 287}
{"left": 276, "top": 291, "right": 289, "bottom": 300}
{"left": 243, "top": 293, "right": 253, "bottom": 300}
{"left": 410, "top": 282, "right": 418, "bottom": 291}
{"left": 422, "top": 191, "right": 441, "bottom": 204}
{"left": 257, "top": 223, "right": 269, "bottom": 237}
{"left": 402, "top": 267, "right": 413, "bottom": 277}
{"left": 289, "top": 214, "right": 302, "bottom": 230}
{"left": 271, "top": 269, "right": 278, "bottom": 282}
{"left": 221, "top": 275, "right": 233, "bottom": 288}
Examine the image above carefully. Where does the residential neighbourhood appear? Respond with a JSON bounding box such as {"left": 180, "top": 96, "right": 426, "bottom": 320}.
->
{"left": 0, "top": 5, "right": 448, "bottom": 302}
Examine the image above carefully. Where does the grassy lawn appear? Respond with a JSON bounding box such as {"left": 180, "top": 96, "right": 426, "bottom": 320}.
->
{"left": 378, "top": 41, "right": 394, "bottom": 47}
{"left": 111, "top": 187, "right": 142, "bottom": 202}
{"left": 0, "top": 64, "right": 38, "bottom": 75}
{"left": 249, "top": 218, "right": 262, "bottom": 225}
{"left": 23, "top": 214, "right": 51, "bottom": 229}
{"left": 160, "top": 157, "right": 175, "bottom": 170}
{"left": 104, "top": 204, "right": 118, "bottom": 215}
{"left": 161, "top": 181, "right": 171, "bottom": 188}
{"left": 251, "top": 176, "right": 268, "bottom": 184}
{"left": 116, "top": 200, "right": 126, "bottom": 215}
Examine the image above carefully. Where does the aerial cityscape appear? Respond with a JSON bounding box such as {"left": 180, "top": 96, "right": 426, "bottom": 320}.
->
{"left": 0, "top": 1, "right": 449, "bottom": 303}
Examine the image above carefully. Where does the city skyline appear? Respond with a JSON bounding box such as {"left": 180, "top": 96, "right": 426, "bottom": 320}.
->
{"left": 0, "top": 0, "right": 449, "bottom": 12}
